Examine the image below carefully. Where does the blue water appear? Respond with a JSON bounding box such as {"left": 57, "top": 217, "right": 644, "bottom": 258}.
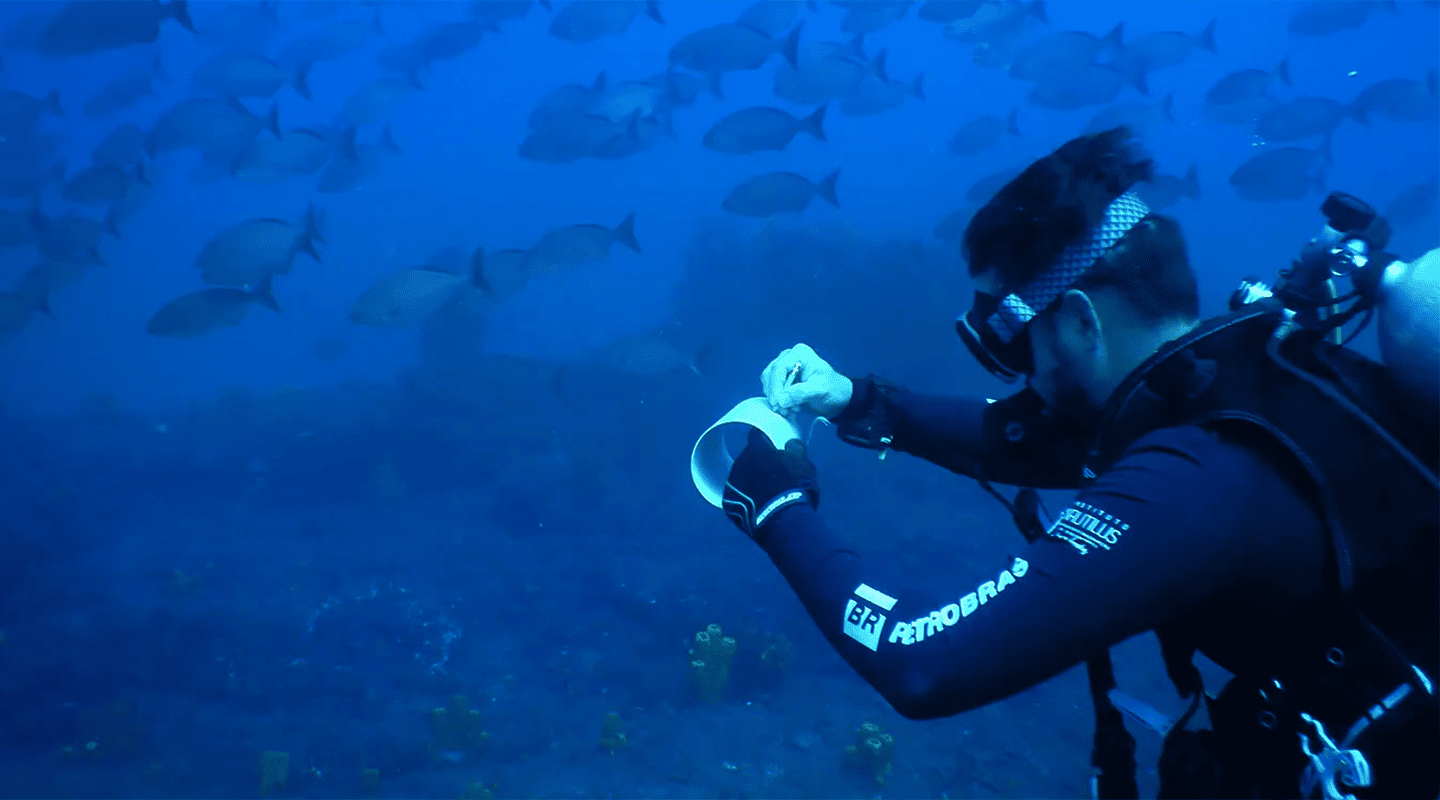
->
{"left": 1, "top": 1, "right": 1436, "bottom": 797}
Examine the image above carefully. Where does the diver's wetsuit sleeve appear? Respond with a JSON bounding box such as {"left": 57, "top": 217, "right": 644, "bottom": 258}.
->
{"left": 756, "top": 424, "right": 1325, "bottom": 720}
{"left": 830, "top": 376, "right": 1090, "bottom": 489}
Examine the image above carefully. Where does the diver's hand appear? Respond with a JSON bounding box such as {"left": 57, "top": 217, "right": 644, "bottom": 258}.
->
{"left": 761, "top": 343, "right": 853, "bottom": 420}
{"left": 724, "top": 428, "right": 819, "bottom": 543}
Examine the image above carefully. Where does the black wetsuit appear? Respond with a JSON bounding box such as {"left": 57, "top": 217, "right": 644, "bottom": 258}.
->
{"left": 758, "top": 385, "right": 1327, "bottom": 718}
{"left": 757, "top": 374, "right": 1437, "bottom": 798}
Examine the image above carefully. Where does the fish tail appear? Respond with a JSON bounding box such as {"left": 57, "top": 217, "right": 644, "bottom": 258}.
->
{"left": 168, "top": 0, "right": 195, "bottom": 33}
{"left": 44, "top": 87, "right": 64, "bottom": 117}
{"left": 779, "top": 23, "right": 803, "bottom": 71}
{"left": 1130, "top": 67, "right": 1148, "bottom": 96}
{"left": 1027, "top": 0, "right": 1048, "bottom": 23}
{"left": 1103, "top": 22, "right": 1124, "bottom": 50}
{"left": 1274, "top": 57, "right": 1291, "bottom": 87}
{"left": 1196, "top": 19, "right": 1218, "bottom": 53}
{"left": 307, "top": 203, "right": 326, "bottom": 245}
{"left": 469, "top": 247, "right": 491, "bottom": 292}
{"left": 803, "top": 105, "right": 827, "bottom": 142}
{"left": 252, "top": 274, "right": 281, "bottom": 314}
{"left": 645, "top": 0, "right": 664, "bottom": 25}
{"left": 846, "top": 33, "right": 867, "bottom": 61}
{"left": 293, "top": 60, "right": 314, "bottom": 102}
{"left": 380, "top": 124, "right": 403, "bottom": 155}
{"left": 818, "top": 169, "right": 841, "bottom": 209}
{"left": 707, "top": 71, "right": 725, "bottom": 100}
{"left": 689, "top": 344, "right": 714, "bottom": 378}
{"left": 615, "top": 213, "right": 641, "bottom": 254}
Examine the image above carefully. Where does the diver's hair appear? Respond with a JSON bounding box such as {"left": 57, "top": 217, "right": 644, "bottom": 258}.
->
{"left": 963, "top": 126, "right": 1155, "bottom": 286}
{"left": 1073, "top": 214, "right": 1200, "bottom": 323}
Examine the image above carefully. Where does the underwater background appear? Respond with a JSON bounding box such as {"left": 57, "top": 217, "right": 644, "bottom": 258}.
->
{"left": 0, "top": 1, "right": 1436, "bottom": 797}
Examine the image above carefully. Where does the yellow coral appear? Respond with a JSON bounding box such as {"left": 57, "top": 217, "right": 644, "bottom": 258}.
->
{"left": 599, "top": 711, "right": 628, "bottom": 753}
{"left": 845, "top": 722, "right": 895, "bottom": 786}
{"left": 259, "top": 750, "right": 289, "bottom": 797}
{"left": 688, "top": 624, "right": 738, "bottom": 702}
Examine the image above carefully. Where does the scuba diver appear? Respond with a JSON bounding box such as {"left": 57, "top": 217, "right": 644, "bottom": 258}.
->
{"left": 718, "top": 126, "right": 1438, "bottom": 799}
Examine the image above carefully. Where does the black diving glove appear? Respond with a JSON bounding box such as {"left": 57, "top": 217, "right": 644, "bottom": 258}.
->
{"left": 723, "top": 427, "right": 819, "bottom": 543}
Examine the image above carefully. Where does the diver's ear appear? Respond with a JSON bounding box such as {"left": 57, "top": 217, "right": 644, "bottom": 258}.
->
{"left": 1056, "top": 289, "right": 1102, "bottom": 352}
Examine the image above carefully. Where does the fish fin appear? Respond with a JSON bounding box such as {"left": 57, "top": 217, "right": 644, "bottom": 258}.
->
{"left": 1159, "top": 92, "right": 1175, "bottom": 124}
{"left": 1345, "top": 100, "right": 1369, "bottom": 127}
{"left": 871, "top": 49, "right": 889, "bottom": 83}
{"left": 592, "top": 71, "right": 608, "bottom": 93}
{"left": 168, "top": 0, "right": 195, "bottom": 33}
{"left": 1196, "top": 19, "right": 1217, "bottom": 53}
{"left": 779, "top": 23, "right": 803, "bottom": 71}
{"left": 1027, "top": 0, "right": 1047, "bottom": 22}
{"left": 538, "top": 0, "right": 552, "bottom": 10}
{"left": 615, "top": 213, "right": 641, "bottom": 254}
{"left": 1103, "top": 22, "right": 1124, "bottom": 50}
{"left": 380, "top": 124, "right": 402, "bottom": 155}
{"left": 35, "top": 294, "right": 54, "bottom": 319}
{"left": 803, "top": 105, "right": 827, "bottom": 142}
{"left": 1130, "top": 67, "right": 1148, "bottom": 96}
{"left": 1006, "top": 107, "right": 1021, "bottom": 136}
{"left": 1183, "top": 164, "right": 1201, "bottom": 198}
{"left": 1427, "top": 67, "right": 1438, "bottom": 99}
{"left": 264, "top": 103, "right": 281, "bottom": 139}
{"left": 645, "top": 0, "right": 664, "bottom": 25}
{"left": 49, "top": 160, "right": 67, "bottom": 186}
{"left": 690, "top": 344, "right": 714, "bottom": 378}
{"left": 911, "top": 72, "right": 925, "bottom": 101}
{"left": 152, "top": 51, "right": 168, "bottom": 82}
{"left": 1274, "top": 57, "right": 1291, "bottom": 87}
{"left": 30, "top": 204, "right": 49, "bottom": 233}
{"left": 133, "top": 161, "right": 150, "bottom": 186}
{"left": 707, "top": 71, "right": 725, "bottom": 100}
{"left": 818, "top": 169, "right": 841, "bottom": 208}
{"left": 470, "top": 247, "right": 490, "bottom": 291}
{"left": 44, "top": 87, "right": 64, "bottom": 117}
{"left": 846, "top": 33, "right": 867, "bottom": 61}
{"left": 307, "top": 203, "right": 326, "bottom": 245}
{"left": 87, "top": 248, "right": 105, "bottom": 267}
{"left": 339, "top": 126, "right": 359, "bottom": 161}
{"left": 373, "top": 11, "right": 386, "bottom": 36}
{"left": 252, "top": 274, "right": 281, "bottom": 314}
{"left": 293, "top": 61, "right": 314, "bottom": 102}
{"left": 1318, "top": 133, "right": 1333, "bottom": 166}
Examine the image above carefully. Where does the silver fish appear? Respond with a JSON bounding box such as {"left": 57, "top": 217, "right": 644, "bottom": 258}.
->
{"left": 670, "top": 22, "right": 801, "bottom": 74}
{"left": 703, "top": 105, "right": 825, "bottom": 154}
{"left": 948, "top": 107, "right": 1019, "bottom": 155}
{"left": 723, "top": 169, "right": 840, "bottom": 217}
{"left": 350, "top": 260, "right": 486, "bottom": 328}
{"left": 549, "top": 0, "right": 662, "bottom": 43}
{"left": 1229, "top": 145, "right": 1328, "bottom": 203}
{"left": 526, "top": 213, "right": 640, "bottom": 273}
{"left": 147, "top": 276, "right": 279, "bottom": 338}
{"left": 196, "top": 204, "right": 323, "bottom": 287}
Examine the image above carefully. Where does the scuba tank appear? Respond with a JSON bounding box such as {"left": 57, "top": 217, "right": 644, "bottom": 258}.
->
{"left": 1229, "top": 191, "right": 1440, "bottom": 413}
